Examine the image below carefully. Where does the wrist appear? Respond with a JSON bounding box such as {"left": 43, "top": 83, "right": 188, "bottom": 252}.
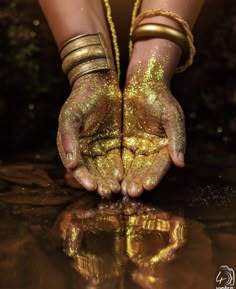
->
{"left": 72, "top": 70, "right": 115, "bottom": 90}
{"left": 60, "top": 33, "right": 115, "bottom": 87}
{"left": 127, "top": 38, "right": 182, "bottom": 83}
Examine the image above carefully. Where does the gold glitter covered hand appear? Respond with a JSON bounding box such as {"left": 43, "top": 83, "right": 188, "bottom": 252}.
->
{"left": 122, "top": 59, "right": 186, "bottom": 197}
{"left": 57, "top": 71, "right": 123, "bottom": 197}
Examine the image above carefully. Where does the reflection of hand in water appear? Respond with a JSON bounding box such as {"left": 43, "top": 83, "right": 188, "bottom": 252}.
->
{"left": 126, "top": 212, "right": 185, "bottom": 289}
{"left": 126, "top": 210, "right": 185, "bottom": 268}
{"left": 56, "top": 198, "right": 186, "bottom": 289}
{"left": 56, "top": 196, "right": 126, "bottom": 288}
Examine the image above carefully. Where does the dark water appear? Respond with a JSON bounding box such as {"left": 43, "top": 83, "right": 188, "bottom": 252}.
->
{"left": 0, "top": 162, "right": 235, "bottom": 289}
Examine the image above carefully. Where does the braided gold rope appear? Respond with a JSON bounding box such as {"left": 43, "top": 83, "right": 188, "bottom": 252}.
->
{"left": 129, "top": 0, "right": 142, "bottom": 58}
{"left": 103, "top": 0, "right": 121, "bottom": 78}
{"left": 130, "top": 9, "right": 196, "bottom": 73}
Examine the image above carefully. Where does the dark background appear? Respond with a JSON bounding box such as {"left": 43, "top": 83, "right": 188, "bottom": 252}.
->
{"left": 0, "top": 0, "right": 235, "bottom": 166}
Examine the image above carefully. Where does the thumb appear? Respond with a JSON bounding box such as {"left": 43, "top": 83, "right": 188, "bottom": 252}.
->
{"left": 58, "top": 107, "right": 82, "bottom": 169}
{"left": 163, "top": 106, "right": 186, "bottom": 167}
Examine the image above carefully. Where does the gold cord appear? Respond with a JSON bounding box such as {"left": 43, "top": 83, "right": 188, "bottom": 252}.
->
{"left": 103, "top": 0, "right": 121, "bottom": 78}
{"left": 130, "top": 9, "right": 195, "bottom": 73}
{"left": 129, "top": 0, "right": 142, "bottom": 58}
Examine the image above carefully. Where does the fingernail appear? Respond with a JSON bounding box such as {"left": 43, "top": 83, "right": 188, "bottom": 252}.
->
{"left": 66, "top": 152, "right": 74, "bottom": 163}
{"left": 178, "top": 152, "right": 185, "bottom": 163}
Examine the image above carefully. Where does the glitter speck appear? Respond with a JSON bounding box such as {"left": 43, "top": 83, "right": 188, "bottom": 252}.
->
{"left": 30, "top": 31, "right": 37, "bottom": 38}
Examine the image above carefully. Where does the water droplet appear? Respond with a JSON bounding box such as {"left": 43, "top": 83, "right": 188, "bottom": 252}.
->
{"left": 30, "top": 31, "right": 37, "bottom": 38}
{"left": 33, "top": 19, "right": 40, "bottom": 26}
{"left": 28, "top": 104, "right": 35, "bottom": 111}
{"left": 35, "top": 154, "right": 41, "bottom": 160}
{"left": 223, "top": 136, "right": 229, "bottom": 142}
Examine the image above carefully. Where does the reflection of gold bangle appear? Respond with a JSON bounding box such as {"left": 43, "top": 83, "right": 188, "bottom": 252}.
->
{"left": 59, "top": 33, "right": 115, "bottom": 86}
{"left": 68, "top": 58, "right": 113, "bottom": 86}
{"left": 132, "top": 23, "right": 188, "bottom": 54}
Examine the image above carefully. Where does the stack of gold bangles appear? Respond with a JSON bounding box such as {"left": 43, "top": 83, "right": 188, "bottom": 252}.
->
{"left": 131, "top": 9, "right": 196, "bottom": 73}
{"left": 59, "top": 33, "right": 115, "bottom": 86}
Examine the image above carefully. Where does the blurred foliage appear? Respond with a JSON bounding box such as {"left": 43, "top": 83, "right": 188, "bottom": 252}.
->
{"left": 173, "top": 0, "right": 236, "bottom": 140}
{"left": 0, "top": 0, "right": 235, "bottom": 163}
{"left": 0, "top": 0, "right": 67, "bottom": 151}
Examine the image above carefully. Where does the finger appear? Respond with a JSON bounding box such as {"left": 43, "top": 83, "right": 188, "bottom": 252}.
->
{"left": 106, "top": 149, "right": 124, "bottom": 182}
{"left": 64, "top": 225, "right": 83, "bottom": 257}
{"left": 64, "top": 172, "right": 82, "bottom": 189}
{"left": 121, "top": 155, "right": 146, "bottom": 196}
{"left": 163, "top": 106, "right": 186, "bottom": 167}
{"left": 84, "top": 157, "right": 112, "bottom": 198}
{"left": 126, "top": 156, "right": 153, "bottom": 197}
{"left": 122, "top": 148, "right": 135, "bottom": 177}
{"left": 58, "top": 105, "right": 82, "bottom": 169}
{"left": 95, "top": 154, "right": 121, "bottom": 193}
{"left": 57, "top": 132, "right": 68, "bottom": 168}
{"left": 58, "top": 133, "right": 97, "bottom": 191}
{"left": 143, "top": 147, "right": 171, "bottom": 191}
{"left": 72, "top": 166, "right": 97, "bottom": 192}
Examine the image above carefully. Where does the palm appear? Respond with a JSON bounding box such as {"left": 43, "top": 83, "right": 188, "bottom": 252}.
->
{"left": 123, "top": 84, "right": 169, "bottom": 156}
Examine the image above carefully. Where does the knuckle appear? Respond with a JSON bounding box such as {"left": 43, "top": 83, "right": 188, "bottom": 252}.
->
{"left": 176, "top": 102, "right": 184, "bottom": 115}
{"left": 169, "top": 103, "right": 185, "bottom": 121}
{"left": 169, "top": 105, "right": 179, "bottom": 115}
{"left": 58, "top": 101, "right": 82, "bottom": 126}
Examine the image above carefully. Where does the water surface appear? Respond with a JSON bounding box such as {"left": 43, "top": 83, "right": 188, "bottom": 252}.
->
{"left": 0, "top": 163, "right": 235, "bottom": 289}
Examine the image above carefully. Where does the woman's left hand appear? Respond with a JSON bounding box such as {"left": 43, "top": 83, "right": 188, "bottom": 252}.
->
{"left": 122, "top": 59, "right": 186, "bottom": 197}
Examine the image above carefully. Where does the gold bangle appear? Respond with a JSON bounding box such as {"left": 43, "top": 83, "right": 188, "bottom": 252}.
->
{"left": 68, "top": 58, "right": 113, "bottom": 86}
{"left": 132, "top": 23, "right": 188, "bottom": 54}
{"left": 130, "top": 9, "right": 196, "bottom": 73}
{"left": 62, "top": 45, "right": 107, "bottom": 74}
{"left": 59, "top": 33, "right": 115, "bottom": 85}
{"left": 59, "top": 33, "right": 102, "bottom": 60}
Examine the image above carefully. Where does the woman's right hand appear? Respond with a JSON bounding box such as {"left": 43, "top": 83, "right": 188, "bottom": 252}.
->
{"left": 57, "top": 71, "right": 123, "bottom": 198}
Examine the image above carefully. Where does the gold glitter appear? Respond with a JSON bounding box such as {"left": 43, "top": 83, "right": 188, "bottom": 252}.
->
{"left": 123, "top": 57, "right": 168, "bottom": 161}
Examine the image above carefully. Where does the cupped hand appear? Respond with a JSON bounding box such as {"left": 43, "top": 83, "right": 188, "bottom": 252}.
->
{"left": 122, "top": 59, "right": 186, "bottom": 197}
{"left": 57, "top": 71, "right": 123, "bottom": 197}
